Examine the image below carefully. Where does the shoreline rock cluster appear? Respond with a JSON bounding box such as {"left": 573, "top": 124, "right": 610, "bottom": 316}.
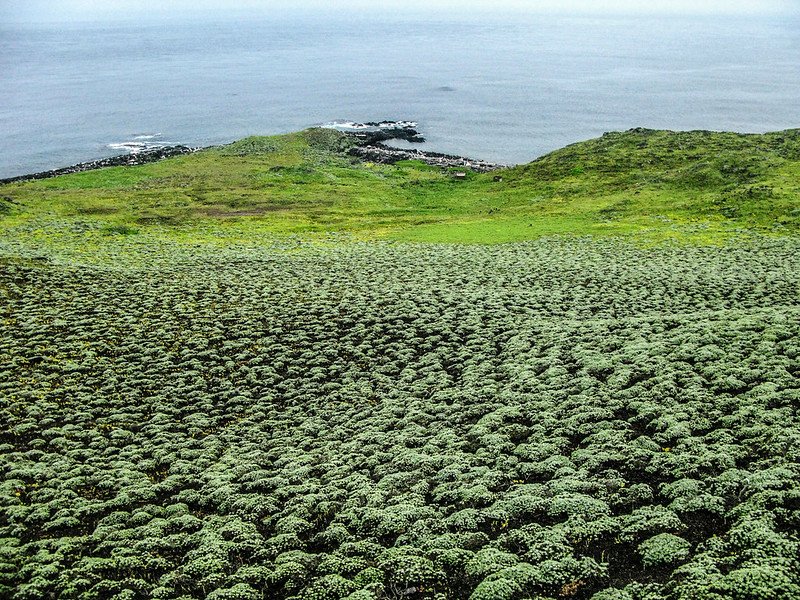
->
{"left": 335, "top": 120, "right": 504, "bottom": 172}
{"left": 0, "top": 146, "right": 197, "bottom": 185}
{"left": 341, "top": 123, "right": 426, "bottom": 145}
{"left": 349, "top": 142, "right": 504, "bottom": 173}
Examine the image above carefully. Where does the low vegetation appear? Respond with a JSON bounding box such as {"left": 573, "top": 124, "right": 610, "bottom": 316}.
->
{"left": 1, "top": 126, "right": 800, "bottom": 244}
{"left": 1, "top": 129, "right": 799, "bottom": 599}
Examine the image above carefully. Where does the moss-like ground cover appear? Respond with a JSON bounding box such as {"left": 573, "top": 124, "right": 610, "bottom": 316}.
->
{"left": 1, "top": 129, "right": 799, "bottom": 600}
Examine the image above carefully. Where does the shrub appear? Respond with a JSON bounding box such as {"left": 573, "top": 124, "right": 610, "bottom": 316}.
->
{"left": 638, "top": 534, "right": 692, "bottom": 568}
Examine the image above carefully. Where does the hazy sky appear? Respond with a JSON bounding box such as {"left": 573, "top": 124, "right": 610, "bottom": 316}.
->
{"left": 2, "top": 0, "right": 797, "bottom": 22}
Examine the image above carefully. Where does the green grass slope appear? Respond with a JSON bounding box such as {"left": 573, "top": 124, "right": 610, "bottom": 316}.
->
{"left": 2, "top": 129, "right": 800, "bottom": 600}
{"left": 2, "top": 127, "right": 799, "bottom": 244}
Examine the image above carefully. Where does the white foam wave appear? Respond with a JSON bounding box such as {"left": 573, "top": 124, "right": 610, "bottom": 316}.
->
{"left": 321, "top": 120, "right": 418, "bottom": 132}
{"left": 108, "top": 140, "right": 167, "bottom": 154}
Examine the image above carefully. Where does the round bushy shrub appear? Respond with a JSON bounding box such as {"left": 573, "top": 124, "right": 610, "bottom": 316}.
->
{"left": 469, "top": 578, "right": 520, "bottom": 600}
{"left": 715, "top": 565, "right": 800, "bottom": 600}
{"left": 638, "top": 534, "right": 692, "bottom": 568}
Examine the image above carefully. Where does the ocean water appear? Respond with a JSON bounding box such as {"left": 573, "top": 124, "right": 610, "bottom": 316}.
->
{"left": 1, "top": 10, "right": 800, "bottom": 178}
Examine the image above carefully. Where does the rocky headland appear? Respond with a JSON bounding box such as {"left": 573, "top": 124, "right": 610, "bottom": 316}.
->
{"left": 1, "top": 121, "right": 503, "bottom": 183}
{"left": 330, "top": 120, "right": 504, "bottom": 172}
{"left": 326, "top": 120, "right": 427, "bottom": 144}
{"left": 348, "top": 143, "right": 503, "bottom": 173}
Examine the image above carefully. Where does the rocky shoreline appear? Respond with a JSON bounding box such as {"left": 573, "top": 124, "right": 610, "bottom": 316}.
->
{"left": 1, "top": 122, "right": 503, "bottom": 184}
{"left": 0, "top": 146, "right": 198, "bottom": 185}
{"left": 329, "top": 121, "right": 427, "bottom": 145}
{"left": 349, "top": 143, "right": 503, "bottom": 172}
{"left": 333, "top": 121, "right": 504, "bottom": 172}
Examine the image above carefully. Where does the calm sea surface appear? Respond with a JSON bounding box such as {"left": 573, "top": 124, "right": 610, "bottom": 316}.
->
{"left": 2, "top": 11, "right": 800, "bottom": 177}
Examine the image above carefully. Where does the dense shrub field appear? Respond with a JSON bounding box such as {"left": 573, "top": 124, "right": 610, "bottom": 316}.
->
{"left": 1, "top": 237, "right": 800, "bottom": 599}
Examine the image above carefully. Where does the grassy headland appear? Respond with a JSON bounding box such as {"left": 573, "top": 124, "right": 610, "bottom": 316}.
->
{"left": 2, "top": 126, "right": 800, "bottom": 246}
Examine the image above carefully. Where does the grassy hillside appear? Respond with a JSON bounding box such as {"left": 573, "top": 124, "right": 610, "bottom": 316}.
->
{"left": 2, "top": 127, "right": 800, "bottom": 245}
{"left": 2, "top": 130, "right": 800, "bottom": 600}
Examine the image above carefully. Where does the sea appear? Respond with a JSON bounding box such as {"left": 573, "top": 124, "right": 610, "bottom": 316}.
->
{"left": 2, "top": 9, "right": 800, "bottom": 178}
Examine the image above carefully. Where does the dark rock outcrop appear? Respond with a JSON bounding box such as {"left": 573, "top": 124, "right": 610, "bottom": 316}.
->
{"left": 349, "top": 143, "right": 503, "bottom": 173}
{"left": 334, "top": 120, "right": 503, "bottom": 172}
{"left": 328, "top": 120, "right": 426, "bottom": 145}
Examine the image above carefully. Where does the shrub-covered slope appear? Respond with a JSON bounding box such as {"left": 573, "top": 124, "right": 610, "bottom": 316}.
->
{"left": 2, "top": 129, "right": 800, "bottom": 598}
{"left": 1, "top": 127, "right": 799, "bottom": 243}
{"left": 2, "top": 237, "right": 799, "bottom": 599}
